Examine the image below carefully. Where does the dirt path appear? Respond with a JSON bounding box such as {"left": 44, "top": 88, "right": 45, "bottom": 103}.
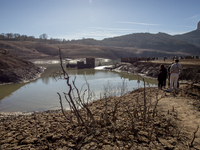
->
{"left": 150, "top": 59, "right": 200, "bottom": 66}
{"left": 156, "top": 88, "right": 200, "bottom": 147}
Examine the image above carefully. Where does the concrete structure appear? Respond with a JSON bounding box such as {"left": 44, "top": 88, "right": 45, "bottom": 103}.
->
{"left": 66, "top": 58, "right": 95, "bottom": 69}
{"left": 66, "top": 63, "right": 77, "bottom": 68}
{"left": 86, "top": 58, "right": 95, "bottom": 68}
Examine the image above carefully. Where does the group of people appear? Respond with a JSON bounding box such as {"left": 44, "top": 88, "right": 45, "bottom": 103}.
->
{"left": 157, "top": 59, "right": 182, "bottom": 91}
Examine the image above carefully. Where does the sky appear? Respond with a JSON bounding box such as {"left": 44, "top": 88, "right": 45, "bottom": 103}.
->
{"left": 0, "top": 0, "right": 200, "bottom": 40}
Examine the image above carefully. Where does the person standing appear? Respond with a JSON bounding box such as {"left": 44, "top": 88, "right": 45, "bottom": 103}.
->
{"left": 158, "top": 69, "right": 164, "bottom": 90}
{"left": 167, "top": 63, "right": 173, "bottom": 88}
{"left": 167, "top": 59, "right": 182, "bottom": 92}
{"left": 160, "top": 64, "right": 167, "bottom": 88}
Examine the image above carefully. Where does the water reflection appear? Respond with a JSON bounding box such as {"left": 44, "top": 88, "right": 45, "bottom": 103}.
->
{"left": 0, "top": 83, "right": 26, "bottom": 100}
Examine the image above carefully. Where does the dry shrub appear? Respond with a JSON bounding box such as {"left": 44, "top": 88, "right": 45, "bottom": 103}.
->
{"left": 47, "top": 48, "right": 196, "bottom": 149}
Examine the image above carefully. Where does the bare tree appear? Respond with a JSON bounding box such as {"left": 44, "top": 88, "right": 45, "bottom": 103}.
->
{"left": 39, "top": 33, "right": 48, "bottom": 40}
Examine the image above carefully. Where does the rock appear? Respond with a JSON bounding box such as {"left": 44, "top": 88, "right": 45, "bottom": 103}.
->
{"left": 138, "top": 131, "right": 148, "bottom": 137}
{"left": 67, "top": 142, "right": 76, "bottom": 147}
{"left": 138, "top": 135, "right": 149, "bottom": 143}
{"left": 102, "top": 145, "right": 113, "bottom": 149}
{"left": 95, "top": 129, "right": 101, "bottom": 136}
{"left": 158, "top": 138, "right": 174, "bottom": 149}
{"left": 52, "top": 134, "right": 62, "bottom": 142}
{"left": 20, "top": 137, "right": 37, "bottom": 144}
{"left": 46, "top": 133, "right": 53, "bottom": 140}
{"left": 1, "top": 144, "right": 11, "bottom": 149}
{"left": 1, "top": 137, "right": 14, "bottom": 144}
{"left": 83, "top": 142, "right": 97, "bottom": 149}
{"left": 10, "top": 139, "right": 20, "bottom": 144}
{"left": 16, "top": 134, "right": 24, "bottom": 140}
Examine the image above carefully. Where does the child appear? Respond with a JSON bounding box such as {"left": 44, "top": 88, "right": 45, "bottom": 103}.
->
{"left": 158, "top": 69, "right": 163, "bottom": 90}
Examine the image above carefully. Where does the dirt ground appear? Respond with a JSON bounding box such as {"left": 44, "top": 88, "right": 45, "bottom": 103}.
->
{"left": 150, "top": 58, "right": 200, "bottom": 66}
{"left": 157, "top": 84, "right": 200, "bottom": 147}
{"left": 1, "top": 49, "right": 200, "bottom": 149}
{"left": 0, "top": 84, "right": 200, "bottom": 149}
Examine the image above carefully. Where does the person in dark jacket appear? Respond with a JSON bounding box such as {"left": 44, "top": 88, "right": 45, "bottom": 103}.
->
{"left": 158, "top": 69, "right": 163, "bottom": 90}
{"left": 159, "top": 64, "right": 167, "bottom": 88}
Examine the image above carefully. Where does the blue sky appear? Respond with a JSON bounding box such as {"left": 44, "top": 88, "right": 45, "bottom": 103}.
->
{"left": 0, "top": 0, "right": 200, "bottom": 40}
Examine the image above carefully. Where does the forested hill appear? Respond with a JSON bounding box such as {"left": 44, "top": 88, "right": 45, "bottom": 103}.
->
{"left": 100, "top": 32, "right": 200, "bottom": 53}
{"left": 68, "top": 32, "right": 200, "bottom": 54}
{"left": 174, "top": 30, "right": 200, "bottom": 47}
{"left": 0, "top": 31, "right": 200, "bottom": 59}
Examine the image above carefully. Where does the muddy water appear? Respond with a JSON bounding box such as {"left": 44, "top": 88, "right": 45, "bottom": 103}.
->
{"left": 0, "top": 64, "right": 157, "bottom": 112}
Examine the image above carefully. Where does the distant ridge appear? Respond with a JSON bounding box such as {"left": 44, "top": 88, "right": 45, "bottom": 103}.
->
{"left": 100, "top": 32, "right": 200, "bottom": 54}
{"left": 0, "top": 22, "right": 200, "bottom": 59}
{"left": 174, "top": 30, "right": 200, "bottom": 47}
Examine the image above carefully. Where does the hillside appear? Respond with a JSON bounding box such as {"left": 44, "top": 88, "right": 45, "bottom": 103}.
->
{"left": 0, "top": 40, "right": 199, "bottom": 61}
{"left": 0, "top": 40, "right": 172, "bottom": 60}
{"left": 101, "top": 32, "right": 200, "bottom": 54}
{"left": 174, "top": 29, "right": 200, "bottom": 47}
{"left": 1, "top": 29, "right": 200, "bottom": 60}
{"left": 0, "top": 49, "right": 44, "bottom": 84}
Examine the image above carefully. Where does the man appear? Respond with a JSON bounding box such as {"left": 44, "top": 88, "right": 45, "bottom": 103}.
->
{"left": 166, "top": 59, "right": 182, "bottom": 92}
{"left": 167, "top": 63, "right": 173, "bottom": 88}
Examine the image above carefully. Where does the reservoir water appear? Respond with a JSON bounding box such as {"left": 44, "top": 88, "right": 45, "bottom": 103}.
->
{"left": 0, "top": 63, "right": 157, "bottom": 112}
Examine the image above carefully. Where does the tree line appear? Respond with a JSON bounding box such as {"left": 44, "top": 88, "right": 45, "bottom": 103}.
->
{"left": 0, "top": 33, "right": 68, "bottom": 44}
{"left": 0, "top": 33, "right": 102, "bottom": 45}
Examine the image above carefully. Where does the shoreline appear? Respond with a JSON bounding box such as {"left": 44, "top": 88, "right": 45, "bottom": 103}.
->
{"left": 0, "top": 80, "right": 197, "bottom": 119}
{"left": 0, "top": 66, "right": 45, "bottom": 86}
{"left": 0, "top": 109, "right": 64, "bottom": 122}
{"left": 104, "top": 61, "right": 200, "bottom": 84}
{"left": 1, "top": 60, "right": 199, "bottom": 115}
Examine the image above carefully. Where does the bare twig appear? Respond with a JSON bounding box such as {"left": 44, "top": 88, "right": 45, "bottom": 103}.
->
{"left": 190, "top": 125, "right": 199, "bottom": 147}
{"left": 143, "top": 78, "right": 147, "bottom": 121}
{"left": 57, "top": 92, "right": 71, "bottom": 124}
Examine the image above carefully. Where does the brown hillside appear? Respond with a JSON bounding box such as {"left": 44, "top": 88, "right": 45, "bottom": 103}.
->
{"left": 0, "top": 40, "right": 195, "bottom": 60}
{"left": 0, "top": 49, "right": 43, "bottom": 84}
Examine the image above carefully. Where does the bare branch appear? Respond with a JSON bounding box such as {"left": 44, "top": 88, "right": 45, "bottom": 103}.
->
{"left": 190, "top": 125, "right": 199, "bottom": 147}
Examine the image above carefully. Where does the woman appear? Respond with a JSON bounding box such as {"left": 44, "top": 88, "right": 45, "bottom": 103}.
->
{"left": 159, "top": 64, "right": 167, "bottom": 89}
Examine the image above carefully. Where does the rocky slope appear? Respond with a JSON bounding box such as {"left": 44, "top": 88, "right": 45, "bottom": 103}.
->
{"left": 106, "top": 61, "right": 200, "bottom": 83}
{"left": 0, "top": 49, "right": 44, "bottom": 84}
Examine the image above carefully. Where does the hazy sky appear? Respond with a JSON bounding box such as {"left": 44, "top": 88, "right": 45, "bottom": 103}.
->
{"left": 0, "top": 0, "right": 200, "bottom": 40}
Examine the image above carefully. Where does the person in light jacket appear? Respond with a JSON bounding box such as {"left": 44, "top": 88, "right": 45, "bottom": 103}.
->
{"left": 166, "top": 59, "right": 182, "bottom": 92}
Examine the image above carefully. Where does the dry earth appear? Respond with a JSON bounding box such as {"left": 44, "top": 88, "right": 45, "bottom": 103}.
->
{"left": 0, "top": 49, "right": 44, "bottom": 84}
{"left": 150, "top": 59, "right": 200, "bottom": 66}
{"left": 0, "top": 84, "right": 200, "bottom": 149}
